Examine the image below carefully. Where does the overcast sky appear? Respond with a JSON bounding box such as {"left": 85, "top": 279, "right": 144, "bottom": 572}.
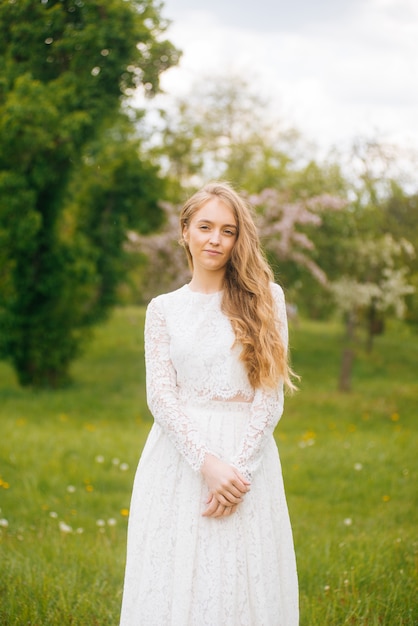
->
{"left": 153, "top": 0, "right": 418, "bottom": 156}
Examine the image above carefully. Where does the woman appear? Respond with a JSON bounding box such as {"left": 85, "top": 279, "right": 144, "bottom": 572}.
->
{"left": 120, "top": 182, "right": 299, "bottom": 625}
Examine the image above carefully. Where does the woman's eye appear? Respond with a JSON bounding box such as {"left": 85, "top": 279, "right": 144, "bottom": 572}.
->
{"left": 224, "top": 229, "right": 236, "bottom": 236}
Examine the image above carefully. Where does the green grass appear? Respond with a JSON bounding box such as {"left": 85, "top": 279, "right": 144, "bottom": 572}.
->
{"left": 286, "top": 320, "right": 417, "bottom": 625}
{"left": 0, "top": 309, "right": 417, "bottom": 625}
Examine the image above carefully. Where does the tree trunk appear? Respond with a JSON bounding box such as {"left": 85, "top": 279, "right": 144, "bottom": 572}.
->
{"left": 339, "top": 348, "right": 354, "bottom": 392}
{"left": 338, "top": 310, "right": 356, "bottom": 392}
{"left": 366, "top": 302, "right": 385, "bottom": 353}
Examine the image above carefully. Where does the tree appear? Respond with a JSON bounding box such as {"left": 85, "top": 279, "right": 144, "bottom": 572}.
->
{"left": 140, "top": 74, "right": 352, "bottom": 313}
{"left": 380, "top": 185, "right": 418, "bottom": 328}
{"left": 0, "top": 0, "right": 178, "bottom": 387}
{"left": 126, "top": 188, "right": 346, "bottom": 302}
{"left": 126, "top": 201, "right": 191, "bottom": 302}
{"left": 145, "top": 74, "right": 302, "bottom": 200}
{"left": 63, "top": 118, "right": 167, "bottom": 317}
{"left": 250, "top": 188, "right": 346, "bottom": 286}
{"left": 330, "top": 234, "right": 415, "bottom": 391}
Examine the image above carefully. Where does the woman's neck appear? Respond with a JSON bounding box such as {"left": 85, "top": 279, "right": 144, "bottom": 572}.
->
{"left": 188, "top": 271, "right": 225, "bottom": 294}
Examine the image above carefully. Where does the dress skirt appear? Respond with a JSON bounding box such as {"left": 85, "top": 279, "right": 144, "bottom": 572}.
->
{"left": 120, "top": 400, "right": 299, "bottom": 626}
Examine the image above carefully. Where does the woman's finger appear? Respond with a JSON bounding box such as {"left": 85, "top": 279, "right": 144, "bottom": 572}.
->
{"left": 202, "top": 494, "right": 228, "bottom": 517}
{"left": 231, "top": 473, "right": 251, "bottom": 493}
{"left": 202, "top": 496, "right": 219, "bottom": 517}
{"left": 224, "top": 483, "right": 247, "bottom": 499}
{"left": 204, "top": 501, "right": 225, "bottom": 518}
{"left": 203, "top": 494, "right": 241, "bottom": 518}
{"left": 221, "top": 503, "right": 238, "bottom": 517}
{"left": 216, "top": 491, "right": 242, "bottom": 506}
{"left": 212, "top": 503, "right": 227, "bottom": 518}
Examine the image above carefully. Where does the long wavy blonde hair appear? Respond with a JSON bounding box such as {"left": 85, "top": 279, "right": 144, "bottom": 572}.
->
{"left": 180, "top": 181, "right": 296, "bottom": 391}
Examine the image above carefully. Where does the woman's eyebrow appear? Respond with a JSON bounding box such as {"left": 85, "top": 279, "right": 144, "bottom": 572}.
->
{"left": 196, "top": 218, "right": 237, "bottom": 228}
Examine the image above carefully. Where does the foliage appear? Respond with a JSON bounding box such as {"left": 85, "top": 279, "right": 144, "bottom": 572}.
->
{"left": 63, "top": 119, "right": 166, "bottom": 318}
{"left": 139, "top": 74, "right": 364, "bottom": 311}
{"left": 126, "top": 189, "right": 346, "bottom": 302}
{"left": 340, "top": 139, "right": 418, "bottom": 207}
{"left": 142, "top": 82, "right": 418, "bottom": 329}
{"left": 331, "top": 234, "right": 415, "bottom": 318}
{"left": 326, "top": 141, "right": 418, "bottom": 340}
{"left": 329, "top": 233, "right": 415, "bottom": 390}
{"left": 145, "top": 74, "right": 304, "bottom": 199}
{"left": 380, "top": 185, "right": 418, "bottom": 327}
{"left": 0, "top": 0, "right": 178, "bottom": 387}
{"left": 251, "top": 188, "right": 346, "bottom": 285}
{"left": 291, "top": 140, "right": 418, "bottom": 323}
{"left": 126, "top": 200, "right": 191, "bottom": 302}
{"left": 128, "top": 81, "right": 352, "bottom": 300}
{"left": 0, "top": 308, "right": 417, "bottom": 625}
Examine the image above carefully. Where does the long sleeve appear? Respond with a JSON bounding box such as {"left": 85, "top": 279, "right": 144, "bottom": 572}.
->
{"left": 144, "top": 297, "right": 214, "bottom": 472}
{"left": 230, "top": 284, "right": 288, "bottom": 481}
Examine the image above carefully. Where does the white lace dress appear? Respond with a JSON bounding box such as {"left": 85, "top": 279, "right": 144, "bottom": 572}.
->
{"left": 120, "top": 283, "right": 298, "bottom": 626}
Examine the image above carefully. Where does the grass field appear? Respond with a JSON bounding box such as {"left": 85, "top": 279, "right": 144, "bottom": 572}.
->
{"left": 0, "top": 307, "right": 417, "bottom": 625}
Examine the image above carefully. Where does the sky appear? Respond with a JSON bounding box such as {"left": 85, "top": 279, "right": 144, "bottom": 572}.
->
{"left": 151, "top": 0, "right": 418, "bottom": 157}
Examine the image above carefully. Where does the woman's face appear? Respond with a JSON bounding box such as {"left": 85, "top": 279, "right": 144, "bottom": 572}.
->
{"left": 183, "top": 196, "right": 237, "bottom": 276}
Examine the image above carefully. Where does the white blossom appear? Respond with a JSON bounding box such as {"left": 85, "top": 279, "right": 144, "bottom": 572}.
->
{"left": 330, "top": 233, "right": 415, "bottom": 320}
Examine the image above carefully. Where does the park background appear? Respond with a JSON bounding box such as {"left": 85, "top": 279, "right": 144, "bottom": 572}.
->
{"left": 0, "top": 1, "right": 417, "bottom": 624}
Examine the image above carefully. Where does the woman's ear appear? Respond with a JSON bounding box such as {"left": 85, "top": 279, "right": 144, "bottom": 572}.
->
{"left": 182, "top": 224, "right": 188, "bottom": 243}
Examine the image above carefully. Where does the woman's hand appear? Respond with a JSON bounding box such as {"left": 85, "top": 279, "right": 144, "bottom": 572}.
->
{"left": 201, "top": 454, "right": 250, "bottom": 518}
{"left": 202, "top": 493, "right": 239, "bottom": 518}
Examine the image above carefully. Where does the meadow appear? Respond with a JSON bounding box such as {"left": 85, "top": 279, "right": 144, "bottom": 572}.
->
{"left": 0, "top": 307, "right": 417, "bottom": 625}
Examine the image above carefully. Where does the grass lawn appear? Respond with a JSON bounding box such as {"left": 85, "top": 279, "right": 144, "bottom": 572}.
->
{"left": 0, "top": 307, "right": 417, "bottom": 625}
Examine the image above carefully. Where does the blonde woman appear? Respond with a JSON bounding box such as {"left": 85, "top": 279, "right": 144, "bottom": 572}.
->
{"left": 120, "top": 182, "right": 299, "bottom": 625}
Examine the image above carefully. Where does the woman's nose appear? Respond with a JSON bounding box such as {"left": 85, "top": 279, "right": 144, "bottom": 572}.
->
{"left": 209, "top": 230, "right": 221, "bottom": 244}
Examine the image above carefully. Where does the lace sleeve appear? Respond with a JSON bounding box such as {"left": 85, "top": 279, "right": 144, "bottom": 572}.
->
{"left": 144, "top": 297, "right": 214, "bottom": 473}
{"left": 230, "top": 284, "right": 289, "bottom": 481}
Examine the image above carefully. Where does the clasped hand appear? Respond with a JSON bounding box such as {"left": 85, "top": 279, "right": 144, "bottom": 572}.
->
{"left": 200, "top": 454, "right": 250, "bottom": 518}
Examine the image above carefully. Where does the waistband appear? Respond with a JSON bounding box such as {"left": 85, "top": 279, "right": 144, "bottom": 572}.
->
{"left": 182, "top": 398, "right": 252, "bottom": 414}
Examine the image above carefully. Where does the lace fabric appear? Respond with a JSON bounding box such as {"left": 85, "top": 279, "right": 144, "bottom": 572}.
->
{"left": 120, "top": 283, "right": 299, "bottom": 625}
{"left": 144, "top": 283, "right": 288, "bottom": 479}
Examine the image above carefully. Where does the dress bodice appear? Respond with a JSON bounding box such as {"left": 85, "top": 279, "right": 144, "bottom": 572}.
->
{"left": 144, "top": 282, "right": 289, "bottom": 479}
{"left": 161, "top": 285, "right": 254, "bottom": 403}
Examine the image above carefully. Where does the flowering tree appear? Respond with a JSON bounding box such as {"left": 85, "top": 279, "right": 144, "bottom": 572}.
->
{"left": 126, "top": 201, "right": 191, "bottom": 301}
{"left": 330, "top": 234, "right": 415, "bottom": 391}
{"left": 250, "top": 189, "right": 346, "bottom": 285}
{"left": 126, "top": 188, "right": 346, "bottom": 301}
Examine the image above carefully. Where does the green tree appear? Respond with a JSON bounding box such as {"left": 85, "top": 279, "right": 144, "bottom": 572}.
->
{"left": 0, "top": 0, "right": 178, "bottom": 387}
{"left": 142, "top": 77, "right": 418, "bottom": 341}
{"left": 126, "top": 188, "right": 346, "bottom": 303}
{"left": 146, "top": 74, "right": 301, "bottom": 199}
{"left": 143, "top": 74, "right": 351, "bottom": 309}
{"left": 260, "top": 159, "right": 349, "bottom": 315}
{"left": 330, "top": 234, "right": 415, "bottom": 391}
{"left": 380, "top": 184, "right": 418, "bottom": 327}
